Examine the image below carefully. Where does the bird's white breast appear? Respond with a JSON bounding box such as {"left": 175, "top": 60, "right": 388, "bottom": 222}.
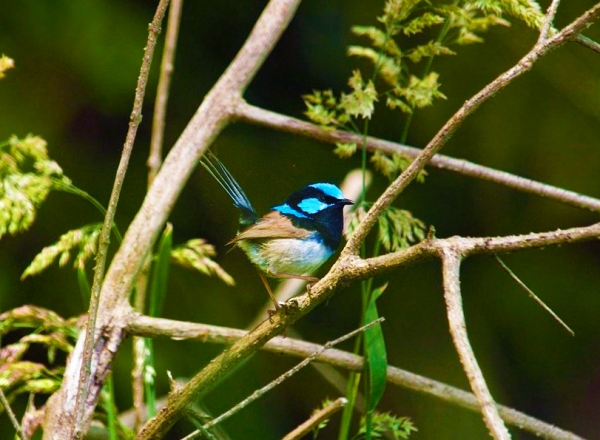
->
{"left": 239, "top": 235, "right": 333, "bottom": 276}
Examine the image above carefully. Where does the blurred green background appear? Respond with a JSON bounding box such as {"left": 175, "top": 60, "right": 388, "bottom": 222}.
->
{"left": 1, "top": 1, "right": 600, "bottom": 439}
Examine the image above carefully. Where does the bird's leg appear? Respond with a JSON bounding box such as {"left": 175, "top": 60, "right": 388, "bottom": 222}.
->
{"left": 258, "top": 272, "right": 280, "bottom": 312}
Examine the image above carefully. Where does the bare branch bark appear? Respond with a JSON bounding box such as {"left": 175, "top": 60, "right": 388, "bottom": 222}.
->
{"left": 182, "top": 321, "right": 380, "bottom": 439}
{"left": 236, "top": 102, "right": 600, "bottom": 213}
{"left": 441, "top": 247, "right": 510, "bottom": 440}
{"left": 148, "top": 0, "right": 183, "bottom": 184}
{"left": 132, "top": 0, "right": 185, "bottom": 431}
{"left": 281, "top": 397, "right": 347, "bottom": 440}
{"left": 348, "top": 221, "right": 600, "bottom": 282}
{"left": 127, "top": 315, "right": 585, "bottom": 440}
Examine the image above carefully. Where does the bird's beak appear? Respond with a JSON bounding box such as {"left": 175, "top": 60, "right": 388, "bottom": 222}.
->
{"left": 341, "top": 199, "right": 354, "bottom": 206}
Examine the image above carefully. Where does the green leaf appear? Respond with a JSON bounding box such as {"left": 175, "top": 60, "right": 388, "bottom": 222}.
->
{"left": 492, "top": 0, "right": 544, "bottom": 30}
{"left": 0, "top": 135, "right": 71, "bottom": 240}
{"left": 149, "top": 223, "right": 173, "bottom": 317}
{"left": 385, "top": 95, "right": 413, "bottom": 114}
{"left": 365, "top": 284, "right": 388, "bottom": 412}
{"left": 379, "top": 0, "right": 424, "bottom": 34}
{"left": 347, "top": 47, "right": 401, "bottom": 87}
{"left": 303, "top": 89, "right": 346, "bottom": 127}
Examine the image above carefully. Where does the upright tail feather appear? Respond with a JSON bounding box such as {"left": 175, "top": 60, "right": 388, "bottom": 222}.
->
{"left": 199, "top": 151, "right": 258, "bottom": 226}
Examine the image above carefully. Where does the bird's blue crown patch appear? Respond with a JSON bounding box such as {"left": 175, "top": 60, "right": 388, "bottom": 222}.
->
{"left": 308, "top": 183, "right": 345, "bottom": 200}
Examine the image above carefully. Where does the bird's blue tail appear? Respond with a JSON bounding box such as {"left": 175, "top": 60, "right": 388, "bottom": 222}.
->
{"left": 199, "top": 151, "right": 258, "bottom": 226}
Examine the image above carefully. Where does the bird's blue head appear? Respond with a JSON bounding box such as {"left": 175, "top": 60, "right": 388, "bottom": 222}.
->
{"left": 273, "top": 183, "right": 353, "bottom": 249}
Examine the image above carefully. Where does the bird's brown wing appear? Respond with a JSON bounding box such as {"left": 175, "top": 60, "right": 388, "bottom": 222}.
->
{"left": 228, "top": 211, "right": 311, "bottom": 244}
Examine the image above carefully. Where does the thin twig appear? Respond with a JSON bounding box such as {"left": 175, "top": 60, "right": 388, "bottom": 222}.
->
{"left": 133, "top": 0, "right": 184, "bottom": 431}
{"left": 441, "top": 247, "right": 511, "bottom": 440}
{"left": 281, "top": 397, "right": 347, "bottom": 440}
{"left": 52, "top": 1, "right": 171, "bottom": 438}
{"left": 236, "top": 102, "right": 600, "bottom": 213}
{"left": 132, "top": 332, "right": 147, "bottom": 431}
{"left": 539, "top": 0, "right": 562, "bottom": 41}
{"left": 127, "top": 314, "right": 585, "bottom": 440}
{"left": 493, "top": 255, "right": 574, "bottom": 336}
{"left": 0, "top": 387, "right": 23, "bottom": 439}
{"left": 148, "top": 0, "right": 183, "bottom": 184}
{"left": 575, "top": 34, "right": 600, "bottom": 53}
{"left": 182, "top": 320, "right": 382, "bottom": 440}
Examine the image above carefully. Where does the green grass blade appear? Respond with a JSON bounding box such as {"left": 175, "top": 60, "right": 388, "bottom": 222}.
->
{"left": 105, "top": 374, "right": 118, "bottom": 440}
{"left": 77, "top": 266, "right": 91, "bottom": 308}
{"left": 338, "top": 368, "right": 362, "bottom": 440}
{"left": 364, "top": 284, "right": 388, "bottom": 412}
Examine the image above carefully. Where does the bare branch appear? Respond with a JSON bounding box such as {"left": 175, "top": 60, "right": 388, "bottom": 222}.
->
{"left": 441, "top": 247, "right": 510, "bottom": 439}
{"left": 0, "top": 387, "right": 23, "bottom": 439}
{"left": 539, "top": 0, "right": 562, "bottom": 41}
{"left": 127, "top": 315, "right": 585, "bottom": 440}
{"left": 148, "top": 0, "right": 183, "bottom": 185}
{"left": 281, "top": 397, "right": 347, "bottom": 440}
{"left": 550, "top": 3, "right": 600, "bottom": 44}
{"left": 132, "top": 0, "right": 184, "bottom": 431}
{"left": 353, "top": 221, "right": 600, "bottom": 281}
{"left": 493, "top": 255, "right": 574, "bottom": 336}
{"left": 182, "top": 321, "right": 380, "bottom": 439}
{"left": 236, "top": 102, "right": 600, "bottom": 213}
{"left": 576, "top": 34, "right": 600, "bottom": 53}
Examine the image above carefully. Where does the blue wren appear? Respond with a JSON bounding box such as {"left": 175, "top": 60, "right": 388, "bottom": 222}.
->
{"left": 200, "top": 151, "right": 353, "bottom": 310}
